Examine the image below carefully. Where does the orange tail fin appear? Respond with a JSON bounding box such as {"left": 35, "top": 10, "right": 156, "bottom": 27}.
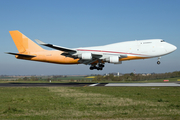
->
{"left": 9, "top": 30, "right": 44, "bottom": 53}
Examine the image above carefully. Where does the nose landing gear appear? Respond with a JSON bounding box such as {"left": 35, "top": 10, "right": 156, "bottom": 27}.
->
{"left": 157, "top": 57, "right": 161, "bottom": 65}
{"left": 157, "top": 61, "right": 161, "bottom": 65}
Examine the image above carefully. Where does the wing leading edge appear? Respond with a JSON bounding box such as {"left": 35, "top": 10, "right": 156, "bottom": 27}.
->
{"left": 35, "top": 39, "right": 76, "bottom": 53}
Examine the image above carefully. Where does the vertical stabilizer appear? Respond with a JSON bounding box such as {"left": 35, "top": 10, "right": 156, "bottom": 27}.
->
{"left": 9, "top": 30, "right": 44, "bottom": 53}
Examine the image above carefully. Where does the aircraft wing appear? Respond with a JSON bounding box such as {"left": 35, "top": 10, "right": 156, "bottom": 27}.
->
{"left": 35, "top": 39, "right": 76, "bottom": 53}
{"left": 35, "top": 39, "right": 127, "bottom": 65}
{"left": 35, "top": 39, "right": 102, "bottom": 64}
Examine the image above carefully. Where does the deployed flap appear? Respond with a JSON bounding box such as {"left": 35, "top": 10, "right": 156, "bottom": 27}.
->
{"left": 35, "top": 39, "right": 76, "bottom": 53}
{"left": 78, "top": 58, "right": 99, "bottom": 65}
{"left": 6, "top": 52, "right": 36, "bottom": 57}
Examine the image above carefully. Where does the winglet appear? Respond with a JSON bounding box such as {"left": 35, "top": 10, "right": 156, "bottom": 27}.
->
{"left": 35, "top": 39, "right": 46, "bottom": 45}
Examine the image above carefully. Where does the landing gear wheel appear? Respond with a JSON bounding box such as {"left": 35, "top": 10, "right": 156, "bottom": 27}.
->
{"left": 97, "top": 67, "right": 103, "bottom": 70}
{"left": 157, "top": 57, "right": 161, "bottom": 65}
{"left": 90, "top": 63, "right": 105, "bottom": 70}
{"left": 157, "top": 61, "right": 161, "bottom": 65}
{"left": 89, "top": 65, "right": 97, "bottom": 70}
{"left": 90, "top": 67, "right": 94, "bottom": 70}
{"left": 99, "top": 64, "right": 104, "bottom": 67}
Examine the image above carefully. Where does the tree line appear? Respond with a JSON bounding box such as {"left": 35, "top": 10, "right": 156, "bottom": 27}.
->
{"left": 92, "top": 71, "right": 180, "bottom": 82}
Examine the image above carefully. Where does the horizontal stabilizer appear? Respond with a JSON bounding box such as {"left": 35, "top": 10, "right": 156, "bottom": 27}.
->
{"left": 5, "top": 52, "right": 36, "bottom": 57}
{"left": 35, "top": 39, "right": 76, "bottom": 53}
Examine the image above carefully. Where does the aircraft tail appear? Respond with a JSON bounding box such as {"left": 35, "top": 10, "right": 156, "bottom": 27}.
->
{"left": 9, "top": 30, "right": 44, "bottom": 53}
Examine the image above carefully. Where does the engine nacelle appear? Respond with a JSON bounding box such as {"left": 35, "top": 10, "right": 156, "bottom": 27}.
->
{"left": 79, "top": 53, "right": 92, "bottom": 60}
{"left": 106, "top": 56, "right": 120, "bottom": 64}
{"left": 110, "top": 56, "right": 119, "bottom": 63}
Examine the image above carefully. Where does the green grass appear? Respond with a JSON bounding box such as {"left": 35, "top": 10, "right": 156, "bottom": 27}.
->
{"left": 0, "top": 87, "right": 180, "bottom": 120}
{"left": 0, "top": 76, "right": 93, "bottom": 83}
{"left": 0, "top": 77, "right": 180, "bottom": 83}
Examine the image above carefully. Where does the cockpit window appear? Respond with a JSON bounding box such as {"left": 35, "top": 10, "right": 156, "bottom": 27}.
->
{"left": 161, "top": 40, "right": 165, "bottom": 42}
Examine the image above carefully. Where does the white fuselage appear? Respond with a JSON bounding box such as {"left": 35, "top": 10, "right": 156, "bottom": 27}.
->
{"left": 76, "top": 39, "right": 177, "bottom": 59}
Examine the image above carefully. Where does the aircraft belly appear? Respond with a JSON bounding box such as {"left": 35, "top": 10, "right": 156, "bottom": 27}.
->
{"left": 19, "top": 51, "right": 79, "bottom": 64}
{"left": 43, "top": 52, "right": 79, "bottom": 64}
{"left": 119, "top": 56, "right": 149, "bottom": 61}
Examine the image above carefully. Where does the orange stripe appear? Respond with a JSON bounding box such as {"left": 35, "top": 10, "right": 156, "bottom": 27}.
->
{"left": 119, "top": 56, "right": 149, "bottom": 61}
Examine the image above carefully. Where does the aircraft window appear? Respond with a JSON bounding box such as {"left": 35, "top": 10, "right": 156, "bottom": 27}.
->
{"left": 161, "top": 40, "right": 165, "bottom": 42}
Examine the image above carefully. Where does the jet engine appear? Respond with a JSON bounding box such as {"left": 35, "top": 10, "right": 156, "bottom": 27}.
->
{"left": 79, "top": 53, "right": 92, "bottom": 60}
{"left": 105, "top": 56, "right": 121, "bottom": 64}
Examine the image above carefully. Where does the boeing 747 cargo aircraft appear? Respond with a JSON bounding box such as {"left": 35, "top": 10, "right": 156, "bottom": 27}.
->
{"left": 6, "top": 30, "right": 177, "bottom": 70}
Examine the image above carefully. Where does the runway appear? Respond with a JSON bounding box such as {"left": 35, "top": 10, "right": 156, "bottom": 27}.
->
{"left": 0, "top": 83, "right": 90, "bottom": 87}
{"left": 0, "top": 82, "right": 180, "bottom": 87}
{"left": 105, "top": 83, "right": 180, "bottom": 87}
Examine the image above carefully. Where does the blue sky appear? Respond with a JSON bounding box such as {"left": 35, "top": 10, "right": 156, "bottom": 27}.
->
{"left": 0, "top": 0, "right": 180, "bottom": 75}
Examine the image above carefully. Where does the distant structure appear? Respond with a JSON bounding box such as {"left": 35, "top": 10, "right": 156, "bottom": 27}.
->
{"left": 105, "top": 72, "right": 122, "bottom": 77}
{"left": 117, "top": 72, "right": 120, "bottom": 76}
{"left": 142, "top": 73, "right": 151, "bottom": 76}
{"left": 134, "top": 69, "right": 136, "bottom": 75}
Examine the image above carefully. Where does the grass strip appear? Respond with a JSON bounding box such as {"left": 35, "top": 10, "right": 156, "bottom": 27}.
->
{"left": 0, "top": 87, "right": 179, "bottom": 119}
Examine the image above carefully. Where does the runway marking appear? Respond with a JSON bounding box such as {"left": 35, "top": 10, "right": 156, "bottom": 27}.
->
{"left": 105, "top": 83, "right": 180, "bottom": 87}
{"left": 89, "top": 83, "right": 100, "bottom": 86}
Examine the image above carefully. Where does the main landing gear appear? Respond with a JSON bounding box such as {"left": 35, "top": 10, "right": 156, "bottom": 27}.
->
{"left": 157, "top": 57, "right": 161, "bottom": 65}
{"left": 90, "top": 63, "right": 104, "bottom": 70}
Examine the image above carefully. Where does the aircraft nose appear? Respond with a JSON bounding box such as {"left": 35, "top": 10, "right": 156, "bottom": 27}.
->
{"left": 167, "top": 44, "right": 177, "bottom": 53}
{"left": 171, "top": 44, "right": 177, "bottom": 51}
{"left": 174, "top": 45, "right": 177, "bottom": 51}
